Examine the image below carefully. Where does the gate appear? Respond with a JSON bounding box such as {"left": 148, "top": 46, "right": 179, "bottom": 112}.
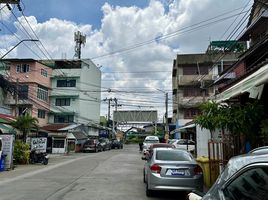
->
{"left": 208, "top": 135, "right": 240, "bottom": 185}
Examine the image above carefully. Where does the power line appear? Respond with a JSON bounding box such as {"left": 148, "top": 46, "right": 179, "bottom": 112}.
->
{"left": 90, "top": 9, "right": 250, "bottom": 61}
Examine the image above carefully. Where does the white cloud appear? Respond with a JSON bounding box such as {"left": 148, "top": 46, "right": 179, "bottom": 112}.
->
{"left": 0, "top": 0, "right": 252, "bottom": 121}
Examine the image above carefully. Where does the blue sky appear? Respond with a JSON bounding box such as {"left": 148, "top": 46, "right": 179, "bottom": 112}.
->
{"left": 22, "top": 0, "right": 149, "bottom": 29}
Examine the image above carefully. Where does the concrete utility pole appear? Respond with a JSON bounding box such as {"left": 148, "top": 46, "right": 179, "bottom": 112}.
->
{"left": 14, "top": 78, "right": 19, "bottom": 117}
{"left": 74, "top": 31, "right": 86, "bottom": 59}
{"left": 165, "top": 92, "right": 169, "bottom": 142}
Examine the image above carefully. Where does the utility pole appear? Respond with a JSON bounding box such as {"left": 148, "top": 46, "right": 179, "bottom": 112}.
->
{"left": 15, "top": 78, "right": 19, "bottom": 117}
{"left": 107, "top": 98, "right": 111, "bottom": 122}
{"left": 165, "top": 92, "right": 169, "bottom": 142}
{"left": 74, "top": 31, "right": 86, "bottom": 59}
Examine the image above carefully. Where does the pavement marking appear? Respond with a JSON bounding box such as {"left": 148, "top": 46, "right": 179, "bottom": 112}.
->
{"left": 0, "top": 155, "right": 90, "bottom": 186}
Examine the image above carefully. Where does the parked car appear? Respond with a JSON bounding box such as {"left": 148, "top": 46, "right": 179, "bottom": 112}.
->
{"left": 82, "top": 139, "right": 103, "bottom": 153}
{"left": 99, "top": 137, "right": 111, "bottom": 151}
{"left": 142, "top": 136, "right": 160, "bottom": 155}
{"left": 172, "top": 139, "right": 195, "bottom": 153}
{"left": 249, "top": 146, "right": 268, "bottom": 155}
{"left": 141, "top": 143, "right": 175, "bottom": 160}
{"left": 187, "top": 152, "right": 268, "bottom": 200}
{"left": 111, "top": 139, "right": 123, "bottom": 149}
{"left": 143, "top": 147, "right": 203, "bottom": 197}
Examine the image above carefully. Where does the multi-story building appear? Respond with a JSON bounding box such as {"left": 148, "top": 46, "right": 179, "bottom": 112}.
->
{"left": 2, "top": 59, "right": 52, "bottom": 126}
{"left": 172, "top": 45, "right": 242, "bottom": 138}
{"left": 42, "top": 59, "right": 101, "bottom": 125}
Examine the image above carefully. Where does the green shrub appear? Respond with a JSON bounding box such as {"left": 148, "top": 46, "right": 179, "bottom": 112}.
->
{"left": 13, "top": 140, "right": 30, "bottom": 164}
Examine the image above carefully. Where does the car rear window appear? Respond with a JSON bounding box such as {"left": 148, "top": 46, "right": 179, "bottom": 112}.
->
{"left": 85, "top": 140, "right": 95, "bottom": 145}
{"left": 145, "top": 140, "right": 159, "bottom": 143}
{"left": 156, "top": 150, "right": 193, "bottom": 161}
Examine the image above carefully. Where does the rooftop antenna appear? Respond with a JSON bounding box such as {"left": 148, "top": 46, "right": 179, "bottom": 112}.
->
{"left": 74, "top": 31, "right": 86, "bottom": 59}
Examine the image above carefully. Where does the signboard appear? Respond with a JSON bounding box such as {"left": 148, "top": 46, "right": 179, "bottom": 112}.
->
{"left": 0, "top": 134, "right": 14, "bottom": 169}
{"left": 113, "top": 110, "right": 158, "bottom": 122}
{"left": 31, "top": 137, "right": 47, "bottom": 153}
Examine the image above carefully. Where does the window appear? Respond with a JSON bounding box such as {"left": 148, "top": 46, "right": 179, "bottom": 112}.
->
{"left": 184, "top": 108, "right": 200, "bottom": 119}
{"left": 54, "top": 115, "right": 74, "bottom": 123}
{"left": 37, "top": 85, "right": 48, "bottom": 101}
{"left": 156, "top": 150, "right": 193, "bottom": 161}
{"left": 223, "top": 166, "right": 268, "bottom": 200}
{"left": 183, "top": 87, "right": 208, "bottom": 97}
{"left": 183, "top": 65, "right": 209, "bottom": 75}
{"left": 56, "top": 79, "right": 76, "bottom": 87}
{"left": 53, "top": 139, "right": 65, "bottom": 148}
{"left": 16, "top": 64, "right": 30, "bottom": 73}
{"left": 55, "top": 98, "right": 70, "bottom": 106}
{"left": 18, "top": 85, "right": 28, "bottom": 99}
{"left": 41, "top": 69, "right": 48, "bottom": 77}
{"left": 37, "top": 109, "right": 46, "bottom": 119}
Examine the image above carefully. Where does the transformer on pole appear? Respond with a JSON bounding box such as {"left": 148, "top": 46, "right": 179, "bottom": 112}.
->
{"left": 74, "top": 31, "right": 86, "bottom": 59}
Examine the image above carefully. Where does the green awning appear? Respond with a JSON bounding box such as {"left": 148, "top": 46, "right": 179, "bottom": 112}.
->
{"left": 0, "top": 124, "right": 16, "bottom": 134}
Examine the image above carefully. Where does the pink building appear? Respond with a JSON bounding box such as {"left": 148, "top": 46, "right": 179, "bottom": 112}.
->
{"left": 3, "top": 59, "right": 52, "bottom": 126}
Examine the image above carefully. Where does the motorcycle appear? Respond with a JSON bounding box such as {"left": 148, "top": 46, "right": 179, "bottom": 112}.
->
{"left": 29, "top": 148, "right": 49, "bottom": 165}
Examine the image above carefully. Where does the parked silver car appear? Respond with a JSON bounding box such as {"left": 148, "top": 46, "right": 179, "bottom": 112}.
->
{"left": 143, "top": 148, "right": 203, "bottom": 197}
{"left": 187, "top": 152, "right": 268, "bottom": 200}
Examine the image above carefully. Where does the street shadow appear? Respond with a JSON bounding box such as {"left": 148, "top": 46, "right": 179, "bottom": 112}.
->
{"left": 150, "top": 191, "right": 188, "bottom": 200}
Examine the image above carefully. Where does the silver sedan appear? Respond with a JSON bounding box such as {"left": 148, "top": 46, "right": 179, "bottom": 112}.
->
{"left": 143, "top": 147, "right": 203, "bottom": 197}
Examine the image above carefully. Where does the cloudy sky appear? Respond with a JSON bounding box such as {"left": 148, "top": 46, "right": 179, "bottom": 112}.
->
{"left": 0, "top": 0, "right": 253, "bottom": 121}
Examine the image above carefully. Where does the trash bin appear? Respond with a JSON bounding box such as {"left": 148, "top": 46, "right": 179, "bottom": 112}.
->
{"left": 0, "top": 155, "right": 6, "bottom": 172}
{"left": 196, "top": 156, "right": 211, "bottom": 188}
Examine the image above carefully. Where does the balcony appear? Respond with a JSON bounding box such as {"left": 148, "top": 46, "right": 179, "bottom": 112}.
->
{"left": 177, "top": 74, "right": 213, "bottom": 86}
{"left": 50, "top": 89, "right": 79, "bottom": 98}
{"left": 5, "top": 98, "right": 33, "bottom": 105}
{"left": 176, "top": 96, "right": 209, "bottom": 108}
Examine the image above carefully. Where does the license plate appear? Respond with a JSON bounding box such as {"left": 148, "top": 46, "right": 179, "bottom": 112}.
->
{"left": 166, "top": 169, "right": 185, "bottom": 176}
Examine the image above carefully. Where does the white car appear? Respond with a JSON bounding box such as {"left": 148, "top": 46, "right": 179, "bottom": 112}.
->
{"left": 172, "top": 139, "right": 195, "bottom": 153}
{"left": 142, "top": 136, "right": 159, "bottom": 156}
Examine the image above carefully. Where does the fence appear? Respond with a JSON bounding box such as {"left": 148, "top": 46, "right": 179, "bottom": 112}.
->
{"left": 208, "top": 135, "right": 240, "bottom": 185}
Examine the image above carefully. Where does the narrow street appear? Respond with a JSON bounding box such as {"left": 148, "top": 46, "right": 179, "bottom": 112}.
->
{"left": 0, "top": 144, "right": 186, "bottom": 200}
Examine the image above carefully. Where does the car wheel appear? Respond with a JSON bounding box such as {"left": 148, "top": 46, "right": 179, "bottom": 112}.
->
{"left": 146, "top": 183, "right": 153, "bottom": 197}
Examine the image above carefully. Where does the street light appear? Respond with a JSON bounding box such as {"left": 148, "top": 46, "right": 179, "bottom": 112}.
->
{"left": 0, "top": 39, "right": 39, "bottom": 59}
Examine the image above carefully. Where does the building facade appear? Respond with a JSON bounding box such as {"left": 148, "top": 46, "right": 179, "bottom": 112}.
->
{"left": 2, "top": 59, "right": 52, "bottom": 126}
{"left": 42, "top": 59, "right": 101, "bottom": 125}
{"left": 172, "top": 50, "right": 241, "bottom": 138}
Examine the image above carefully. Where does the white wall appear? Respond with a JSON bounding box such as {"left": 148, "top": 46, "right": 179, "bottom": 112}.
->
{"left": 79, "top": 59, "right": 101, "bottom": 124}
{"left": 196, "top": 125, "right": 211, "bottom": 157}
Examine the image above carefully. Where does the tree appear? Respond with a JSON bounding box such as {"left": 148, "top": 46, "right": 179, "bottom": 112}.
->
{"left": 194, "top": 101, "right": 229, "bottom": 138}
{"left": 195, "top": 101, "right": 265, "bottom": 150}
{"left": 11, "top": 113, "right": 39, "bottom": 142}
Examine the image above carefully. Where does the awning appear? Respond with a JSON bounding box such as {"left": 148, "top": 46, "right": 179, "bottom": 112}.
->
{"left": 0, "top": 124, "right": 16, "bottom": 134}
{"left": 59, "top": 124, "right": 81, "bottom": 131}
{"left": 170, "top": 124, "right": 196, "bottom": 134}
{"left": 67, "top": 133, "right": 76, "bottom": 139}
{"left": 178, "top": 124, "right": 196, "bottom": 130}
{"left": 213, "top": 63, "right": 268, "bottom": 102}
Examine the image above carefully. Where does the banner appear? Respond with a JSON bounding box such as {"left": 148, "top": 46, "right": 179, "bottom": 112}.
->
{"left": 31, "top": 137, "right": 47, "bottom": 153}
{"left": 0, "top": 134, "right": 14, "bottom": 169}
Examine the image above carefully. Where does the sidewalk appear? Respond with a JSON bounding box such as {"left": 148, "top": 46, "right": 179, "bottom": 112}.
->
{"left": 0, "top": 153, "right": 81, "bottom": 181}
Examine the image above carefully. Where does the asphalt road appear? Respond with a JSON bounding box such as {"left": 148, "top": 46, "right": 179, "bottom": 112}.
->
{"left": 0, "top": 144, "right": 187, "bottom": 200}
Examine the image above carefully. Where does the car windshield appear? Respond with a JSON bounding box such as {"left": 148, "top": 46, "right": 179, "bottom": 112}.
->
{"left": 156, "top": 150, "right": 193, "bottom": 161}
{"left": 144, "top": 140, "right": 159, "bottom": 143}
